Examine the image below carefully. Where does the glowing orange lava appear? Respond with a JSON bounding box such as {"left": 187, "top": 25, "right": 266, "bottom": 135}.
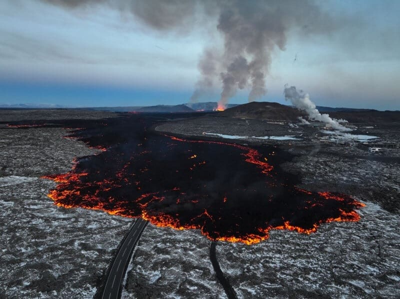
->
{"left": 38, "top": 115, "right": 365, "bottom": 245}
{"left": 214, "top": 102, "right": 226, "bottom": 111}
{"left": 7, "top": 124, "right": 45, "bottom": 128}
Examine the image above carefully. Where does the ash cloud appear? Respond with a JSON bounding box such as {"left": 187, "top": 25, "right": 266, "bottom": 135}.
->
{"left": 41, "top": 0, "right": 197, "bottom": 31}
{"left": 284, "top": 85, "right": 350, "bottom": 131}
{"left": 119, "top": 0, "right": 197, "bottom": 32}
{"left": 40, "top": 0, "right": 338, "bottom": 108}
{"left": 195, "top": 0, "right": 338, "bottom": 108}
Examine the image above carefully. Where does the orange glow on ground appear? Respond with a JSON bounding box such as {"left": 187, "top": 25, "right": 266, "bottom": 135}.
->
{"left": 42, "top": 135, "right": 365, "bottom": 245}
{"left": 38, "top": 115, "right": 365, "bottom": 245}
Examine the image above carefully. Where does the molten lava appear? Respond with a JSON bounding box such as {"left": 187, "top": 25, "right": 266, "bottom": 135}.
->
{"left": 7, "top": 123, "right": 47, "bottom": 129}
{"left": 11, "top": 113, "right": 365, "bottom": 245}
{"left": 214, "top": 102, "right": 226, "bottom": 111}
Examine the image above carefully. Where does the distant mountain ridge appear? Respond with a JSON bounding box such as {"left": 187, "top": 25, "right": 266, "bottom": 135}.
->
{"left": 316, "top": 106, "right": 377, "bottom": 113}
{"left": 84, "top": 106, "right": 143, "bottom": 112}
{"left": 136, "top": 104, "right": 194, "bottom": 113}
{"left": 0, "top": 103, "right": 66, "bottom": 109}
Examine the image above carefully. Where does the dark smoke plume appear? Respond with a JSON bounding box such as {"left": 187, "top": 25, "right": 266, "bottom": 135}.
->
{"left": 206, "top": 0, "right": 336, "bottom": 108}
{"left": 40, "top": 0, "right": 336, "bottom": 108}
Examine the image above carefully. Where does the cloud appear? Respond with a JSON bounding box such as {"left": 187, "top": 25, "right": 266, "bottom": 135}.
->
{"left": 2, "top": 0, "right": 399, "bottom": 109}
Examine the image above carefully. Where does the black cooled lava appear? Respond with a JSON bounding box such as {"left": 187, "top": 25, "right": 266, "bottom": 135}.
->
{"left": 7, "top": 113, "right": 365, "bottom": 244}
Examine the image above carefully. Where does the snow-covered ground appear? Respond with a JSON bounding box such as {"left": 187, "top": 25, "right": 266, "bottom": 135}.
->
{"left": 1, "top": 111, "right": 399, "bottom": 298}
{"left": 269, "top": 136, "right": 300, "bottom": 140}
{"left": 125, "top": 227, "right": 225, "bottom": 298}
{"left": 126, "top": 200, "right": 400, "bottom": 298}
{"left": 0, "top": 122, "right": 131, "bottom": 298}
{"left": 321, "top": 130, "right": 379, "bottom": 142}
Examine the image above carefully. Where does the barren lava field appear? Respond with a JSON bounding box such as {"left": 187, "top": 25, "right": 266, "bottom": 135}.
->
{"left": 8, "top": 113, "right": 364, "bottom": 245}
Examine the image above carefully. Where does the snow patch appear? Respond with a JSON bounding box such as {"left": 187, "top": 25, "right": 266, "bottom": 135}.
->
{"left": 149, "top": 270, "right": 162, "bottom": 284}
{"left": 203, "top": 132, "right": 301, "bottom": 141}
{"left": 269, "top": 136, "right": 300, "bottom": 140}
{"left": 203, "top": 132, "right": 245, "bottom": 139}
{"left": 321, "top": 130, "right": 379, "bottom": 142}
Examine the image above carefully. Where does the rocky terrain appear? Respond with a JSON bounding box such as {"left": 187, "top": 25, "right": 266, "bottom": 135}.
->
{"left": 219, "top": 102, "right": 306, "bottom": 121}
{"left": 0, "top": 109, "right": 115, "bottom": 122}
{"left": 135, "top": 104, "right": 194, "bottom": 113}
{"left": 0, "top": 108, "right": 399, "bottom": 298}
{"left": 126, "top": 200, "right": 400, "bottom": 298}
{"left": 156, "top": 114, "right": 313, "bottom": 139}
{"left": 142, "top": 105, "right": 400, "bottom": 298}
{"left": 156, "top": 106, "right": 400, "bottom": 214}
{"left": 0, "top": 110, "right": 132, "bottom": 298}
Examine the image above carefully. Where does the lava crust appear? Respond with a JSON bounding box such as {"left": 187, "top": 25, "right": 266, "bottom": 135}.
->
{"left": 9, "top": 114, "right": 364, "bottom": 244}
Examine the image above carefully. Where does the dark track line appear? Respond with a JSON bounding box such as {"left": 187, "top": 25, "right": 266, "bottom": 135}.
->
{"left": 102, "top": 218, "right": 148, "bottom": 299}
{"left": 210, "top": 241, "right": 237, "bottom": 299}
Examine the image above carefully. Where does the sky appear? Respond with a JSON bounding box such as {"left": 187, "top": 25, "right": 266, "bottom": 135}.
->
{"left": 0, "top": 0, "right": 399, "bottom": 110}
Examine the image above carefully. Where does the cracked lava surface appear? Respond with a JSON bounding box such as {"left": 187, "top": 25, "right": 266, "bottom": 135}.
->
{"left": 10, "top": 114, "right": 364, "bottom": 245}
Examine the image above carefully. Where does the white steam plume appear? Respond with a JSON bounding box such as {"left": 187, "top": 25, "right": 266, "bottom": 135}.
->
{"left": 284, "top": 85, "right": 351, "bottom": 131}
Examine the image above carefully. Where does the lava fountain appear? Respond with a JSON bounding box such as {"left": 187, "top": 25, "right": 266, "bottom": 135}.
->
{"left": 8, "top": 114, "right": 365, "bottom": 245}
{"left": 214, "top": 103, "right": 226, "bottom": 111}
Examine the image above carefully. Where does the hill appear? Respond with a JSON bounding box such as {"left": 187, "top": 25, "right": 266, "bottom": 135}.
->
{"left": 220, "top": 102, "right": 306, "bottom": 121}
{"left": 0, "top": 103, "right": 66, "bottom": 109}
{"left": 186, "top": 102, "right": 238, "bottom": 111}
